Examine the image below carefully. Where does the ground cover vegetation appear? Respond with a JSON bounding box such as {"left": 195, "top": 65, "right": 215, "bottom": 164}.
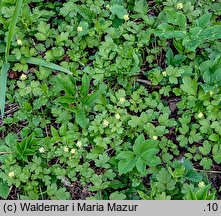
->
{"left": 0, "top": 0, "right": 221, "bottom": 200}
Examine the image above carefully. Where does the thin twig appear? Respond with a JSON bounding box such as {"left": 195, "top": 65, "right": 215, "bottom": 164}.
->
{"left": 4, "top": 105, "right": 19, "bottom": 115}
{"left": 194, "top": 169, "right": 221, "bottom": 174}
{"left": 137, "top": 78, "right": 152, "bottom": 86}
{"left": 0, "top": 152, "right": 15, "bottom": 155}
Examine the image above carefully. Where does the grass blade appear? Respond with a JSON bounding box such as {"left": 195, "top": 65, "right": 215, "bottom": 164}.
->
{"left": 0, "top": 63, "right": 10, "bottom": 117}
{"left": 8, "top": 55, "right": 72, "bottom": 74}
{"left": 0, "top": 0, "right": 3, "bottom": 12}
{"left": 5, "top": 0, "right": 23, "bottom": 62}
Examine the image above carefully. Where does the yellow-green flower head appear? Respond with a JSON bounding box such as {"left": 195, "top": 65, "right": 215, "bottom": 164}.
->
{"left": 77, "top": 26, "right": 83, "bottom": 32}
{"left": 162, "top": 71, "right": 167, "bottom": 77}
{"left": 176, "top": 2, "right": 183, "bottom": 9}
{"left": 152, "top": 136, "right": 158, "bottom": 140}
{"left": 115, "top": 113, "right": 120, "bottom": 120}
{"left": 17, "top": 39, "right": 22, "bottom": 45}
{"left": 20, "top": 74, "right": 27, "bottom": 81}
{"left": 39, "top": 147, "right": 45, "bottom": 153}
{"left": 77, "top": 141, "right": 82, "bottom": 148}
{"left": 198, "top": 112, "right": 204, "bottom": 118}
{"left": 64, "top": 146, "right": 69, "bottom": 152}
{"left": 103, "top": 119, "right": 109, "bottom": 127}
{"left": 71, "top": 149, "right": 76, "bottom": 154}
{"left": 8, "top": 171, "right": 15, "bottom": 178}
{"left": 119, "top": 97, "right": 126, "bottom": 104}
{"left": 198, "top": 181, "right": 205, "bottom": 188}
{"left": 209, "top": 91, "right": 214, "bottom": 96}
{"left": 124, "top": 14, "right": 129, "bottom": 21}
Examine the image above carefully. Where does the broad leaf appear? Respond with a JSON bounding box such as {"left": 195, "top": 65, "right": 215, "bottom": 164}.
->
{"left": 84, "top": 90, "right": 101, "bottom": 106}
{"left": 133, "top": 134, "right": 145, "bottom": 154}
{"left": 197, "top": 13, "right": 211, "bottom": 28}
{"left": 110, "top": 4, "right": 127, "bottom": 19}
{"left": 141, "top": 149, "right": 159, "bottom": 161}
{"left": 136, "top": 157, "right": 147, "bottom": 176}
{"left": 146, "top": 156, "right": 161, "bottom": 167}
{"left": 185, "top": 170, "right": 202, "bottom": 182}
{"left": 165, "top": 10, "right": 186, "bottom": 29}
{"left": 133, "top": 139, "right": 158, "bottom": 156}
{"left": 75, "top": 108, "right": 88, "bottom": 128}
{"left": 80, "top": 74, "right": 90, "bottom": 97}
{"left": 115, "top": 151, "right": 136, "bottom": 175}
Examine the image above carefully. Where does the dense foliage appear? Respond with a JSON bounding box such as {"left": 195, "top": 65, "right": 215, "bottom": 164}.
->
{"left": 0, "top": 0, "right": 221, "bottom": 200}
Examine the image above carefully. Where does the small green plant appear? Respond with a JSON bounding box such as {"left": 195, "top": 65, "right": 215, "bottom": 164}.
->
{"left": 116, "top": 134, "right": 161, "bottom": 176}
{"left": 0, "top": 0, "right": 220, "bottom": 200}
{"left": 0, "top": 0, "right": 71, "bottom": 117}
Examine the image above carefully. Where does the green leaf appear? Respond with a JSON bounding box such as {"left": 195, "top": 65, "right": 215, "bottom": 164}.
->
{"left": 199, "top": 141, "right": 211, "bottom": 155}
{"left": 184, "top": 25, "right": 221, "bottom": 51}
{"left": 133, "top": 134, "right": 145, "bottom": 154}
{"left": 55, "top": 96, "right": 75, "bottom": 105}
{"left": 156, "top": 168, "right": 175, "bottom": 191}
{"left": 37, "top": 66, "right": 52, "bottom": 80}
{"left": 173, "top": 54, "right": 187, "bottom": 66}
{"left": 109, "top": 192, "right": 126, "bottom": 200}
{"left": 180, "top": 77, "right": 198, "bottom": 95}
{"left": 8, "top": 55, "right": 72, "bottom": 75}
{"left": 185, "top": 170, "right": 202, "bottom": 182}
{"left": 76, "top": 5, "right": 95, "bottom": 20}
{"left": 133, "top": 139, "right": 158, "bottom": 156}
{"left": 84, "top": 90, "right": 101, "bottom": 106}
{"left": 81, "top": 74, "right": 90, "bottom": 97}
{"left": 200, "top": 57, "right": 221, "bottom": 86}
{"left": 200, "top": 157, "right": 212, "bottom": 170}
{"left": 136, "top": 157, "right": 146, "bottom": 176}
{"left": 196, "top": 185, "right": 210, "bottom": 200}
{"left": 165, "top": 10, "right": 186, "bottom": 29}
{"left": 75, "top": 108, "right": 88, "bottom": 128}
{"left": 35, "top": 32, "right": 47, "bottom": 41}
{"left": 185, "top": 188, "right": 197, "bottom": 200}
{"left": 0, "top": 182, "right": 10, "bottom": 199}
{"left": 197, "top": 13, "right": 212, "bottom": 29}
{"left": 0, "top": 0, "right": 3, "bottom": 12}
{"left": 166, "top": 48, "right": 174, "bottom": 65}
{"left": 141, "top": 149, "right": 159, "bottom": 160}
{"left": 51, "top": 126, "right": 59, "bottom": 138}
{"left": 209, "top": 133, "right": 219, "bottom": 142}
{"left": 183, "top": 159, "right": 194, "bottom": 170}
{"left": 5, "top": 0, "right": 23, "bottom": 61}
{"left": 134, "top": 0, "right": 148, "bottom": 15}
{"left": 55, "top": 76, "right": 75, "bottom": 95}
{"left": 110, "top": 4, "right": 127, "bottom": 19}
{"left": 212, "top": 144, "right": 221, "bottom": 163}
{"left": 115, "top": 151, "right": 136, "bottom": 175}
{"left": 146, "top": 156, "right": 161, "bottom": 167}
{"left": 0, "top": 63, "right": 10, "bottom": 116}
{"left": 128, "top": 116, "right": 142, "bottom": 127}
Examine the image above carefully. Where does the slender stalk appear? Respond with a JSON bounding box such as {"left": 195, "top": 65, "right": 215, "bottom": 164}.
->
{"left": 0, "top": 63, "right": 10, "bottom": 116}
{"left": 194, "top": 169, "right": 221, "bottom": 174}
{"left": 0, "top": 152, "right": 15, "bottom": 155}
